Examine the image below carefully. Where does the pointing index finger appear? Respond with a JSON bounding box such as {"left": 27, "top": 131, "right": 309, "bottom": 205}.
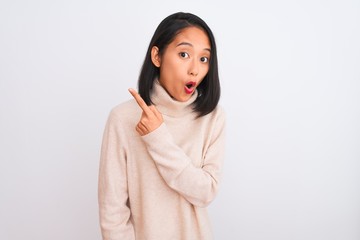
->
{"left": 128, "top": 88, "right": 151, "bottom": 114}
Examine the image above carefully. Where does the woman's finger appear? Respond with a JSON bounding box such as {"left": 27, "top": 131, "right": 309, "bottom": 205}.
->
{"left": 136, "top": 123, "right": 146, "bottom": 136}
{"left": 149, "top": 105, "right": 163, "bottom": 119}
{"left": 128, "top": 88, "right": 152, "bottom": 115}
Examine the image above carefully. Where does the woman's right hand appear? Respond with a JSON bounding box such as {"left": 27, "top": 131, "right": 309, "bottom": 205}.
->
{"left": 128, "top": 88, "right": 164, "bottom": 136}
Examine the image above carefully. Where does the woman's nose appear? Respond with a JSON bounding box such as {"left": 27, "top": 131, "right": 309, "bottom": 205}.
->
{"left": 188, "top": 60, "right": 199, "bottom": 76}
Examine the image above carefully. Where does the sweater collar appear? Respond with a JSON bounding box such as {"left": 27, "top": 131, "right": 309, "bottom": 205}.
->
{"left": 150, "top": 80, "right": 198, "bottom": 117}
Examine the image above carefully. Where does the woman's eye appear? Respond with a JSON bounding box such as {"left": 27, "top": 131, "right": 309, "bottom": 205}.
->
{"left": 200, "top": 57, "right": 209, "bottom": 63}
{"left": 179, "top": 52, "right": 189, "bottom": 58}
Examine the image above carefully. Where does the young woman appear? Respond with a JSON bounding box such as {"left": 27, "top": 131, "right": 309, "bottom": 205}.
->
{"left": 98, "top": 12, "right": 226, "bottom": 240}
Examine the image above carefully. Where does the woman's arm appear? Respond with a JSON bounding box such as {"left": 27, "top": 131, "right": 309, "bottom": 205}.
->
{"left": 141, "top": 110, "right": 226, "bottom": 207}
{"left": 98, "top": 112, "right": 135, "bottom": 240}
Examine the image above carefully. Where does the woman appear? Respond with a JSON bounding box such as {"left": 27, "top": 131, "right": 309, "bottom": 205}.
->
{"left": 98, "top": 12, "right": 226, "bottom": 240}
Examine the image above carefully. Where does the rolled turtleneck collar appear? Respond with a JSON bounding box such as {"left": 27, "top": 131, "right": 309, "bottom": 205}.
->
{"left": 150, "top": 79, "right": 198, "bottom": 117}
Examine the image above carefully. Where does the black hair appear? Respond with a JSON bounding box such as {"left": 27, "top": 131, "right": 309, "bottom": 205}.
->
{"left": 138, "top": 12, "right": 220, "bottom": 117}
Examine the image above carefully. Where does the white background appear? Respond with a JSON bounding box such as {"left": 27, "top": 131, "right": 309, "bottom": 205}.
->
{"left": 1, "top": 0, "right": 359, "bottom": 239}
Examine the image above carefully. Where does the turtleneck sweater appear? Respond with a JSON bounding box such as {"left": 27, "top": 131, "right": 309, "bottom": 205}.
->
{"left": 98, "top": 80, "right": 226, "bottom": 240}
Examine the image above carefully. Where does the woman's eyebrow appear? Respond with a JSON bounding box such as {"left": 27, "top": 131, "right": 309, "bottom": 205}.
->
{"left": 176, "top": 42, "right": 211, "bottom": 53}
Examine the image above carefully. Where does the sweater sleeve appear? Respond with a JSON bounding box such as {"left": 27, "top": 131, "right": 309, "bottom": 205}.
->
{"left": 141, "top": 109, "right": 226, "bottom": 207}
{"left": 98, "top": 111, "right": 135, "bottom": 240}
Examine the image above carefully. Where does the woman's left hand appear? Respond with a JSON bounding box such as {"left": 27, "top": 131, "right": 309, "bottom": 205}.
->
{"left": 128, "top": 88, "right": 164, "bottom": 136}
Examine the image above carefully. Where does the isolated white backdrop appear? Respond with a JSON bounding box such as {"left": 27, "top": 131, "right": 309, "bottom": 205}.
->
{"left": 1, "top": 0, "right": 359, "bottom": 239}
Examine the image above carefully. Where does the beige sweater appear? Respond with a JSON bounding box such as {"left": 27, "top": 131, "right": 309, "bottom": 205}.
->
{"left": 98, "top": 80, "right": 226, "bottom": 240}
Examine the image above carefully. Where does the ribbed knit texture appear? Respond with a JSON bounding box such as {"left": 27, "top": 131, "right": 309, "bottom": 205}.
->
{"left": 98, "top": 80, "right": 226, "bottom": 240}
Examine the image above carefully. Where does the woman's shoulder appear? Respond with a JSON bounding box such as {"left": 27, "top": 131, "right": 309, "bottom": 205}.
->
{"left": 214, "top": 104, "right": 226, "bottom": 115}
{"left": 196, "top": 104, "right": 226, "bottom": 127}
{"left": 207, "top": 104, "right": 226, "bottom": 121}
{"left": 107, "top": 99, "right": 140, "bottom": 122}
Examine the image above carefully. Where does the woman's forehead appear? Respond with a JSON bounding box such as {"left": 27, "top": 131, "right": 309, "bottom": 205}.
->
{"left": 171, "top": 27, "right": 211, "bottom": 50}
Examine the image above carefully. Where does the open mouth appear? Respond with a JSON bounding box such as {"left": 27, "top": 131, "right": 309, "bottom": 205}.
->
{"left": 185, "top": 81, "right": 196, "bottom": 94}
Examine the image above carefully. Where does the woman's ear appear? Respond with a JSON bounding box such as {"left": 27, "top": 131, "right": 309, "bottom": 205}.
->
{"left": 151, "top": 46, "right": 161, "bottom": 68}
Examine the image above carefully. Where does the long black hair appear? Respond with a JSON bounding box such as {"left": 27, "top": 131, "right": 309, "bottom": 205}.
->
{"left": 138, "top": 12, "right": 220, "bottom": 117}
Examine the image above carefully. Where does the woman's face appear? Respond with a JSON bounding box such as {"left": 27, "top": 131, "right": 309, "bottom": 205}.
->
{"left": 152, "top": 26, "right": 211, "bottom": 102}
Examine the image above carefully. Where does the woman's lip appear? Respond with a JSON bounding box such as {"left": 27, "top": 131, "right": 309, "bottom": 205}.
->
{"left": 185, "top": 86, "right": 194, "bottom": 94}
{"left": 185, "top": 81, "right": 196, "bottom": 94}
